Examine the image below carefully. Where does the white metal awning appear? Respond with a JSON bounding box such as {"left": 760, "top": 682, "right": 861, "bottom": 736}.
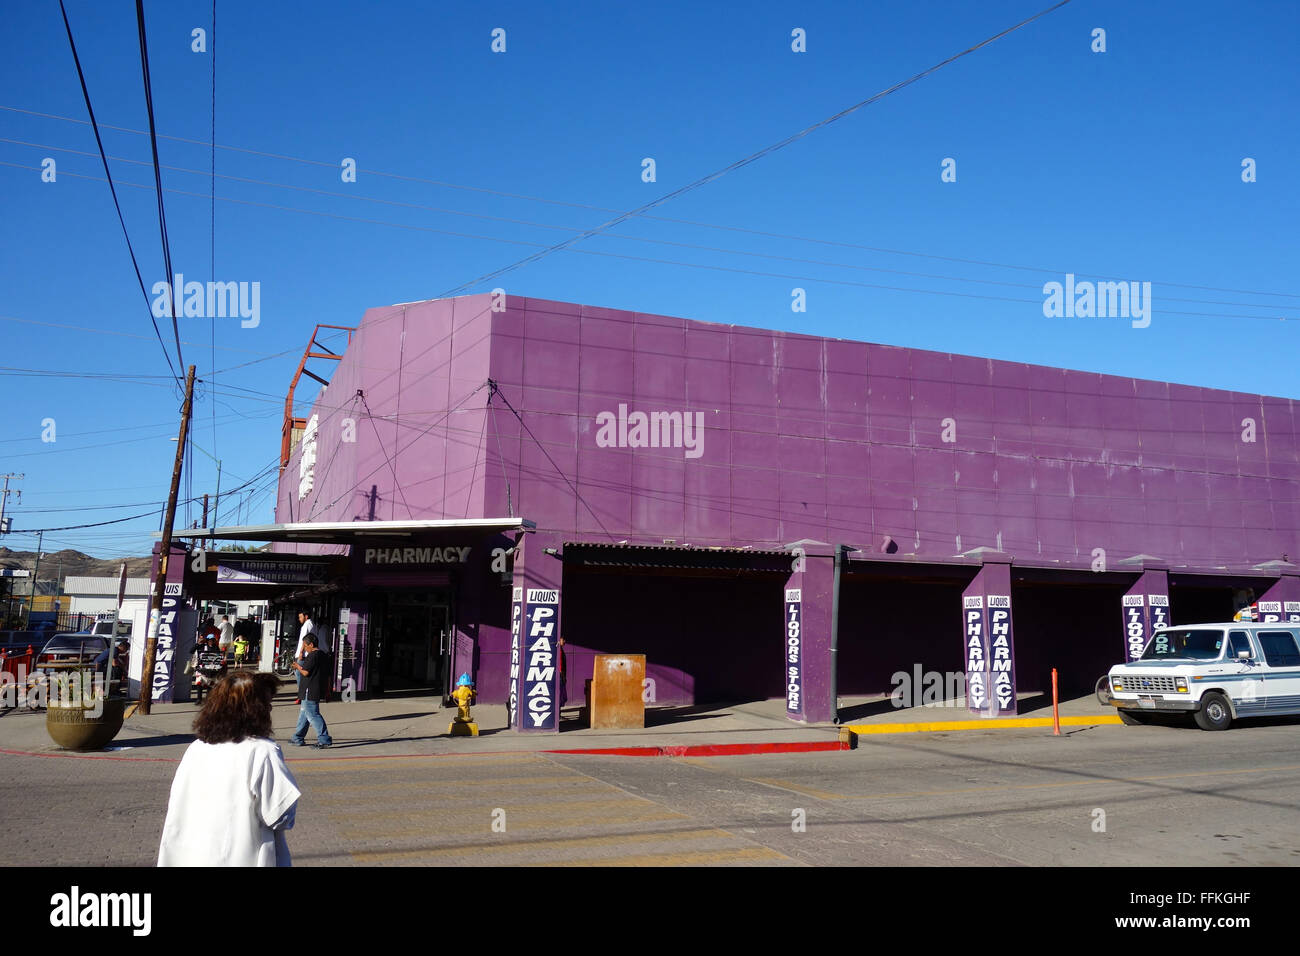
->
{"left": 160, "top": 517, "right": 535, "bottom": 545}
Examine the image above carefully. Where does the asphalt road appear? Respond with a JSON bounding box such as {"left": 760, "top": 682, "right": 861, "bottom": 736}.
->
{"left": 3, "top": 719, "right": 1298, "bottom": 866}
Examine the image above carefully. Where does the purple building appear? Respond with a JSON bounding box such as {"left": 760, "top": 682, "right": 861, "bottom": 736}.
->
{"left": 171, "top": 294, "right": 1299, "bottom": 725}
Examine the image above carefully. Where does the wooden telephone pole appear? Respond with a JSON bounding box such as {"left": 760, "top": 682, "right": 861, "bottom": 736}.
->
{"left": 138, "top": 366, "right": 195, "bottom": 715}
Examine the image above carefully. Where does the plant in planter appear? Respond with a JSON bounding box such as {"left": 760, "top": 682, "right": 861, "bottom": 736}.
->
{"left": 45, "top": 668, "right": 125, "bottom": 751}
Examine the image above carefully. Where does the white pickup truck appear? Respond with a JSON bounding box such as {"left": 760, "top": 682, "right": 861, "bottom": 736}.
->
{"left": 1104, "top": 622, "right": 1300, "bottom": 730}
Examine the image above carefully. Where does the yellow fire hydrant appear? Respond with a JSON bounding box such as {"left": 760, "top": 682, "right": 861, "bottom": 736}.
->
{"left": 448, "top": 673, "right": 478, "bottom": 736}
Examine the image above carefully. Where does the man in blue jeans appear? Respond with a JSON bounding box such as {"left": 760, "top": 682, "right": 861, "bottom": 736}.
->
{"left": 288, "top": 634, "right": 332, "bottom": 749}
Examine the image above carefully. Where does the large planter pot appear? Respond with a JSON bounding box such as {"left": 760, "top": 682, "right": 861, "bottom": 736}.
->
{"left": 46, "top": 697, "right": 126, "bottom": 751}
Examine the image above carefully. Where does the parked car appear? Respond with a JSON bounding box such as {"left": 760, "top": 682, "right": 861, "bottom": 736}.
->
{"left": 1106, "top": 622, "right": 1300, "bottom": 730}
{"left": 89, "top": 618, "right": 132, "bottom": 639}
{"left": 31, "top": 633, "right": 110, "bottom": 679}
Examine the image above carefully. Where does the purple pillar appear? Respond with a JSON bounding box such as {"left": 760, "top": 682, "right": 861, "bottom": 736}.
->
{"left": 145, "top": 542, "right": 192, "bottom": 704}
{"left": 1256, "top": 573, "right": 1300, "bottom": 624}
{"left": 512, "top": 534, "right": 562, "bottom": 733}
{"left": 784, "top": 543, "right": 835, "bottom": 723}
{"left": 341, "top": 599, "right": 369, "bottom": 695}
{"left": 961, "top": 555, "right": 1017, "bottom": 717}
{"left": 1120, "top": 567, "right": 1170, "bottom": 663}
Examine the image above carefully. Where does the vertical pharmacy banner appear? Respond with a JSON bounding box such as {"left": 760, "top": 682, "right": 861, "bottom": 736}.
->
{"left": 962, "top": 595, "right": 989, "bottom": 715}
{"left": 961, "top": 589, "right": 1018, "bottom": 717}
{"left": 985, "top": 595, "right": 1017, "bottom": 715}
{"left": 784, "top": 589, "right": 803, "bottom": 719}
{"left": 516, "top": 588, "right": 560, "bottom": 732}
{"left": 506, "top": 587, "right": 523, "bottom": 729}
{"left": 149, "top": 583, "right": 185, "bottom": 702}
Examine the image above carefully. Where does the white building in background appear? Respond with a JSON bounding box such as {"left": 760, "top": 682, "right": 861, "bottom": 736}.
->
{"left": 62, "top": 576, "right": 152, "bottom": 616}
{"left": 63, "top": 576, "right": 269, "bottom": 622}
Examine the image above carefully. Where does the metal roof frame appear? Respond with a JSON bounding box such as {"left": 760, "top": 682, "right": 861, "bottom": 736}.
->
{"left": 163, "top": 517, "right": 535, "bottom": 545}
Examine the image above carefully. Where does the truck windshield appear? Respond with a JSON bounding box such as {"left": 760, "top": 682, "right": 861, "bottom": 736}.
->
{"left": 1140, "top": 628, "right": 1224, "bottom": 661}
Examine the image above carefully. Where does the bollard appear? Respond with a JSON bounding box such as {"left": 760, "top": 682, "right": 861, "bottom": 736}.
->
{"left": 1051, "top": 667, "right": 1062, "bottom": 736}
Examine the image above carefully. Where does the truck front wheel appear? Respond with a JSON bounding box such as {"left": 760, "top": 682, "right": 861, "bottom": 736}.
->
{"left": 1194, "top": 692, "right": 1232, "bottom": 731}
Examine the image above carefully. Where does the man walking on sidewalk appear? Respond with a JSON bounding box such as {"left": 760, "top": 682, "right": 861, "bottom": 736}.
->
{"left": 288, "top": 634, "right": 332, "bottom": 749}
{"left": 293, "top": 611, "right": 315, "bottom": 702}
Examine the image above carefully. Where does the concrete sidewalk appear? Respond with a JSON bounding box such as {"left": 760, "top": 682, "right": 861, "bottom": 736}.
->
{"left": 0, "top": 688, "right": 1120, "bottom": 761}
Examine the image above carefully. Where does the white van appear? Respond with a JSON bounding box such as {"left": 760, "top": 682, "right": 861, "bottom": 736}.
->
{"left": 1105, "top": 622, "right": 1300, "bottom": 730}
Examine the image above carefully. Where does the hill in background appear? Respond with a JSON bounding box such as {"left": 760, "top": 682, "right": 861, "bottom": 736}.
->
{"left": 0, "top": 548, "right": 153, "bottom": 592}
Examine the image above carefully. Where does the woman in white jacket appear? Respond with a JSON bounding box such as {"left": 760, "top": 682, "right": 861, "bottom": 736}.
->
{"left": 158, "top": 671, "right": 301, "bottom": 867}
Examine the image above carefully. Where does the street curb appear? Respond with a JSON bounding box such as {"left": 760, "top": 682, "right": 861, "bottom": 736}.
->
{"left": 844, "top": 715, "right": 1123, "bottom": 735}
{"left": 543, "top": 739, "right": 852, "bottom": 758}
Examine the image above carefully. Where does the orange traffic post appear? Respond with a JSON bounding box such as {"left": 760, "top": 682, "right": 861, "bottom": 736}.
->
{"left": 1051, "top": 668, "right": 1062, "bottom": 736}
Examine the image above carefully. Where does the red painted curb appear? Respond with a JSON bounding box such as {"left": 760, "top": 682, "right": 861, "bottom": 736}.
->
{"left": 0, "top": 747, "right": 177, "bottom": 763}
{"left": 544, "top": 740, "right": 850, "bottom": 758}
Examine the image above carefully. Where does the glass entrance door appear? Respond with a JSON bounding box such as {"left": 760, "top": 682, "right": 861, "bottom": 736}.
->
{"left": 380, "top": 591, "right": 451, "bottom": 691}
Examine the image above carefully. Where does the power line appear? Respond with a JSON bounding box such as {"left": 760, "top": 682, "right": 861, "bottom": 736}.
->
{"left": 438, "top": 0, "right": 1076, "bottom": 296}
{"left": 0, "top": 311, "right": 324, "bottom": 359}
{"left": 358, "top": 391, "right": 414, "bottom": 518}
{"left": 7, "top": 137, "right": 1294, "bottom": 314}
{"left": 134, "top": 0, "right": 184, "bottom": 373}
{"left": 303, "top": 394, "right": 359, "bottom": 521}
{"left": 17, "top": 507, "right": 181, "bottom": 534}
{"left": 12, "top": 159, "right": 1295, "bottom": 325}
{"left": 5, "top": 115, "right": 1299, "bottom": 304}
{"left": 55, "top": 0, "right": 180, "bottom": 385}
{"left": 0, "top": 407, "right": 269, "bottom": 445}
{"left": 209, "top": 0, "right": 219, "bottom": 481}
{"left": 487, "top": 380, "right": 617, "bottom": 542}
{"left": 310, "top": 381, "right": 491, "bottom": 517}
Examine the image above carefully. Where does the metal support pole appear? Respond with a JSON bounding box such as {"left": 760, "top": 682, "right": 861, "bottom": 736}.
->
{"left": 830, "top": 544, "right": 844, "bottom": 724}
{"left": 26, "top": 531, "right": 43, "bottom": 629}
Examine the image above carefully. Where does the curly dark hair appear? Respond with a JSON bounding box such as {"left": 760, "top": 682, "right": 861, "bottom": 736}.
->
{"left": 193, "top": 671, "right": 282, "bottom": 744}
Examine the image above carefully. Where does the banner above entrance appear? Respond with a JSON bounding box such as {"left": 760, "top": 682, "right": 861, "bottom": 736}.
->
{"left": 216, "top": 557, "right": 328, "bottom": 586}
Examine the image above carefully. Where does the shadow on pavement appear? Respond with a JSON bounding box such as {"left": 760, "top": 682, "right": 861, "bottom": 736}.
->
{"left": 836, "top": 698, "right": 898, "bottom": 722}
{"left": 111, "top": 733, "right": 194, "bottom": 749}
{"left": 645, "top": 706, "right": 731, "bottom": 727}
{"left": 368, "top": 712, "right": 438, "bottom": 721}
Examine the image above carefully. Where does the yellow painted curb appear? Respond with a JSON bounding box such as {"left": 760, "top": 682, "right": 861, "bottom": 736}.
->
{"left": 845, "top": 715, "right": 1123, "bottom": 735}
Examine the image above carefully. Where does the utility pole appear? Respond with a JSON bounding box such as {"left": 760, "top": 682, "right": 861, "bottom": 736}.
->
{"left": 0, "top": 473, "right": 22, "bottom": 539}
{"left": 139, "top": 365, "right": 196, "bottom": 715}
{"left": 26, "top": 530, "right": 43, "bottom": 628}
{"left": 0, "top": 473, "right": 20, "bottom": 628}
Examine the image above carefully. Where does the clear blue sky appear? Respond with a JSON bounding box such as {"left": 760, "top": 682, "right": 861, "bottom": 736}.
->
{"left": 1, "top": 0, "right": 1296, "bottom": 560}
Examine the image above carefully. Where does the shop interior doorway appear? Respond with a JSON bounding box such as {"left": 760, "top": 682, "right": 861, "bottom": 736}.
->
{"left": 378, "top": 590, "right": 451, "bottom": 693}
